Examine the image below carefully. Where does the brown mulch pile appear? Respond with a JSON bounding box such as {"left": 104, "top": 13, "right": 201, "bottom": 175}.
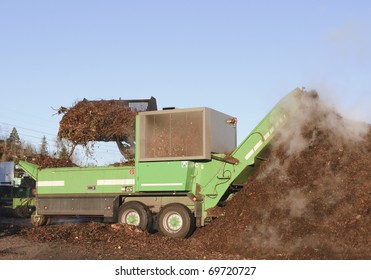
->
{"left": 21, "top": 222, "right": 241, "bottom": 260}
{"left": 195, "top": 96, "right": 371, "bottom": 260}
{"left": 57, "top": 99, "right": 137, "bottom": 145}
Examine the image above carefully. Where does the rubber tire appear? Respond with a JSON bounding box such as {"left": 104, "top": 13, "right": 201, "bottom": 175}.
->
{"left": 118, "top": 201, "right": 152, "bottom": 231}
{"left": 14, "top": 206, "right": 28, "bottom": 218}
{"left": 158, "top": 203, "right": 195, "bottom": 238}
{"left": 30, "top": 211, "right": 49, "bottom": 227}
{"left": 15, "top": 205, "right": 36, "bottom": 218}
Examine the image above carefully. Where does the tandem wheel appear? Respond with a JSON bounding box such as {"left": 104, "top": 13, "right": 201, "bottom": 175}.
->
{"left": 30, "top": 211, "right": 51, "bottom": 227}
{"left": 157, "top": 203, "right": 195, "bottom": 238}
{"left": 118, "top": 201, "right": 153, "bottom": 231}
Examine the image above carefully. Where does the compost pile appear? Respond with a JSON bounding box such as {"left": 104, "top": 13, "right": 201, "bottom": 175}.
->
{"left": 196, "top": 94, "right": 371, "bottom": 259}
{"left": 58, "top": 99, "right": 137, "bottom": 146}
{"left": 20, "top": 222, "right": 239, "bottom": 260}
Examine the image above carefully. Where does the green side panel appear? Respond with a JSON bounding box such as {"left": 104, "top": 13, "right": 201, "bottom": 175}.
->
{"left": 136, "top": 161, "right": 194, "bottom": 192}
{"left": 34, "top": 165, "right": 135, "bottom": 195}
{"left": 228, "top": 165, "right": 256, "bottom": 186}
{"left": 194, "top": 160, "right": 223, "bottom": 192}
{"left": 18, "top": 161, "right": 39, "bottom": 181}
{"left": 134, "top": 113, "right": 195, "bottom": 193}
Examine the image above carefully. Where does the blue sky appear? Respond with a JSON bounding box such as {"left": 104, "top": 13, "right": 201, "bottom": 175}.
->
{"left": 0, "top": 0, "right": 370, "bottom": 165}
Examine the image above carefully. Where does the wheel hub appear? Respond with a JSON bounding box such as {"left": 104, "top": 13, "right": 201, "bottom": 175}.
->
{"left": 165, "top": 212, "right": 183, "bottom": 232}
{"left": 124, "top": 211, "right": 140, "bottom": 226}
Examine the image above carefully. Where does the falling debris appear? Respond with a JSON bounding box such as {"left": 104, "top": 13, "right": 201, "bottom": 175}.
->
{"left": 57, "top": 97, "right": 157, "bottom": 160}
{"left": 30, "top": 155, "right": 76, "bottom": 168}
{"left": 58, "top": 99, "right": 138, "bottom": 144}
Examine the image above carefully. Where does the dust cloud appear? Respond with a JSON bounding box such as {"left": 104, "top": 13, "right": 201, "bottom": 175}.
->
{"left": 276, "top": 89, "right": 369, "bottom": 157}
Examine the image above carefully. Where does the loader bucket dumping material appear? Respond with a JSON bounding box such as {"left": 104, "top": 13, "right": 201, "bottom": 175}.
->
{"left": 58, "top": 97, "right": 158, "bottom": 159}
{"left": 58, "top": 97, "right": 157, "bottom": 143}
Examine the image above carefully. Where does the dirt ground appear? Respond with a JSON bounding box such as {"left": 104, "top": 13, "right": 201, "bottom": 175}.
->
{"left": 1, "top": 95, "right": 370, "bottom": 260}
{"left": 0, "top": 218, "right": 242, "bottom": 260}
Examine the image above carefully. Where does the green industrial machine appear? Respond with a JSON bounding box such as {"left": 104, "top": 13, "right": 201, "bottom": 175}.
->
{"left": 0, "top": 162, "right": 36, "bottom": 217}
{"left": 19, "top": 88, "right": 307, "bottom": 238}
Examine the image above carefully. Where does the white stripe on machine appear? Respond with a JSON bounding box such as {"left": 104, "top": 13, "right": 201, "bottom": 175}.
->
{"left": 264, "top": 131, "right": 270, "bottom": 141}
{"left": 37, "top": 181, "right": 65, "bottom": 187}
{"left": 254, "top": 140, "right": 263, "bottom": 151}
{"left": 245, "top": 139, "right": 264, "bottom": 161}
{"left": 97, "top": 179, "right": 135, "bottom": 186}
{"left": 244, "top": 114, "right": 288, "bottom": 161}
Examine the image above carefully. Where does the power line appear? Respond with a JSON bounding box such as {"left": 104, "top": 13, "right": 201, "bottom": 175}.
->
{"left": 0, "top": 121, "right": 56, "bottom": 137}
{"left": 0, "top": 121, "right": 120, "bottom": 152}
